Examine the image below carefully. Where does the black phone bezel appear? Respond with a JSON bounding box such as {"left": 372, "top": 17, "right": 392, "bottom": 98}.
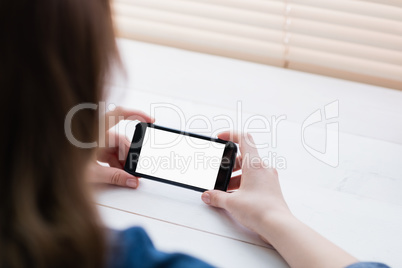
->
{"left": 124, "top": 122, "right": 237, "bottom": 192}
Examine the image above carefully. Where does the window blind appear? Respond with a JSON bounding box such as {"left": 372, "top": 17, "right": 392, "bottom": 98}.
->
{"left": 112, "top": 0, "right": 402, "bottom": 90}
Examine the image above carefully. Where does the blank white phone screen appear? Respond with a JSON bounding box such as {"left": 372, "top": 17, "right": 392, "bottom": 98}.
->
{"left": 136, "top": 127, "right": 226, "bottom": 190}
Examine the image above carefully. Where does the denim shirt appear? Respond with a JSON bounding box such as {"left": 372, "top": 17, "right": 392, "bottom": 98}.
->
{"left": 107, "top": 227, "right": 390, "bottom": 268}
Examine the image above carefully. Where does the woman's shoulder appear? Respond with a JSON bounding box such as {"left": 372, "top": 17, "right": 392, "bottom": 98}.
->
{"left": 106, "top": 227, "right": 213, "bottom": 268}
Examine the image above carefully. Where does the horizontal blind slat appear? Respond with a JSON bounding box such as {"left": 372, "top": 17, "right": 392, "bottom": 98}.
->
{"left": 288, "top": 47, "right": 402, "bottom": 82}
{"left": 289, "top": 18, "right": 402, "bottom": 52}
{"left": 290, "top": 4, "right": 402, "bottom": 36}
{"left": 289, "top": 34, "right": 402, "bottom": 66}
{"left": 115, "top": 0, "right": 282, "bottom": 28}
{"left": 290, "top": 0, "right": 402, "bottom": 21}
{"left": 114, "top": 16, "right": 285, "bottom": 66}
{"left": 113, "top": 3, "right": 283, "bottom": 43}
{"left": 359, "top": 0, "right": 402, "bottom": 8}
{"left": 188, "top": 0, "right": 284, "bottom": 14}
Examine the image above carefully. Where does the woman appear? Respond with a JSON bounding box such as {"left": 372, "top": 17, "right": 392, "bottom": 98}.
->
{"left": 0, "top": 0, "right": 389, "bottom": 267}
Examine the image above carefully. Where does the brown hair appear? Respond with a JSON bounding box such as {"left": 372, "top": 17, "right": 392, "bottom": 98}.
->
{"left": 0, "top": 0, "right": 117, "bottom": 267}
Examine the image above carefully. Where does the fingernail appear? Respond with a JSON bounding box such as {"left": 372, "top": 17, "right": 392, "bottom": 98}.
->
{"left": 201, "top": 193, "right": 211, "bottom": 204}
{"left": 126, "top": 178, "right": 137, "bottom": 188}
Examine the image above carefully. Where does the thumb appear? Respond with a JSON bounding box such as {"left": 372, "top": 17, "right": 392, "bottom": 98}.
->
{"left": 97, "top": 165, "right": 139, "bottom": 189}
{"left": 201, "top": 190, "right": 229, "bottom": 209}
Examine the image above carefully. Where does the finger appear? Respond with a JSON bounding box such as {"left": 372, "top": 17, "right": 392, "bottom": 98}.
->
{"left": 227, "top": 174, "right": 241, "bottom": 191}
{"left": 233, "top": 155, "right": 242, "bottom": 172}
{"left": 96, "top": 143, "right": 123, "bottom": 169}
{"left": 114, "top": 133, "right": 131, "bottom": 164}
{"left": 218, "top": 132, "right": 260, "bottom": 159}
{"left": 101, "top": 132, "right": 131, "bottom": 163}
{"left": 119, "top": 140, "right": 131, "bottom": 166}
{"left": 97, "top": 148, "right": 119, "bottom": 167}
{"left": 201, "top": 190, "right": 229, "bottom": 209}
{"left": 105, "top": 106, "right": 154, "bottom": 129}
{"left": 105, "top": 154, "right": 123, "bottom": 169}
{"left": 106, "top": 132, "right": 131, "bottom": 148}
{"left": 98, "top": 133, "right": 131, "bottom": 167}
{"left": 95, "top": 165, "right": 139, "bottom": 188}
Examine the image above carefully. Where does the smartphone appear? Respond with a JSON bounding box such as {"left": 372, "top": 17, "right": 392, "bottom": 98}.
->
{"left": 124, "top": 122, "right": 237, "bottom": 192}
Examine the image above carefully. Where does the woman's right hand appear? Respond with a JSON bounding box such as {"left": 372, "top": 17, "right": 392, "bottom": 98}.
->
{"left": 202, "top": 132, "right": 358, "bottom": 268}
{"left": 201, "top": 132, "right": 291, "bottom": 234}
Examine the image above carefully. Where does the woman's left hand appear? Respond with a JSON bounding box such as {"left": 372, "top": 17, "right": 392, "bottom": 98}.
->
{"left": 87, "top": 107, "right": 154, "bottom": 188}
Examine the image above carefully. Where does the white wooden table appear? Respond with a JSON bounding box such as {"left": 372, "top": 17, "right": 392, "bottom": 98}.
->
{"left": 95, "top": 38, "right": 402, "bottom": 267}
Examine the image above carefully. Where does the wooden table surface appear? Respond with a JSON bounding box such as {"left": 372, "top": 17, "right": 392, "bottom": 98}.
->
{"left": 94, "top": 38, "right": 402, "bottom": 268}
